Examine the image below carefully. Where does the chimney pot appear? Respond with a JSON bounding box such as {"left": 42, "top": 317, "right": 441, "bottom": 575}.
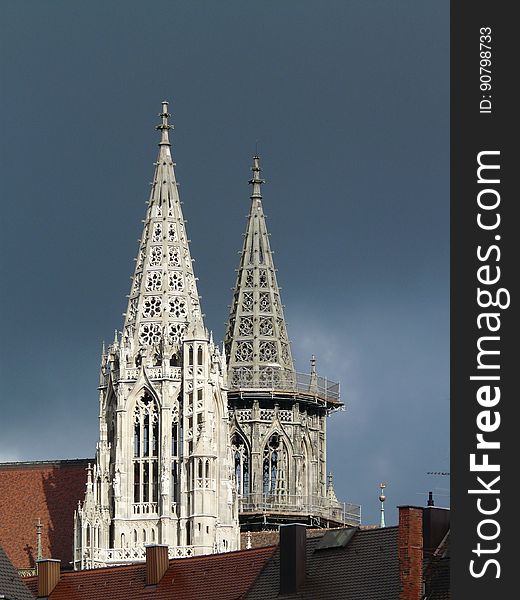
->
{"left": 145, "top": 544, "right": 169, "bottom": 586}
{"left": 37, "top": 559, "right": 61, "bottom": 597}
{"left": 279, "top": 524, "right": 306, "bottom": 595}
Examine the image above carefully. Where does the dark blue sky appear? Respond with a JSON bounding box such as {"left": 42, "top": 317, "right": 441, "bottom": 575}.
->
{"left": 0, "top": 0, "right": 449, "bottom": 525}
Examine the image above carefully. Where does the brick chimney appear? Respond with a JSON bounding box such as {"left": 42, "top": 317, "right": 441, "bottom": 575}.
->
{"left": 279, "top": 524, "right": 306, "bottom": 596}
{"left": 37, "top": 559, "right": 60, "bottom": 597}
{"left": 145, "top": 544, "right": 169, "bottom": 586}
{"left": 398, "top": 506, "right": 423, "bottom": 600}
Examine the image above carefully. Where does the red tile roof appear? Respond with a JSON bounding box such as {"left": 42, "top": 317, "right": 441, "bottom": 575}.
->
{"left": 0, "top": 459, "right": 90, "bottom": 569}
{"left": 23, "top": 546, "right": 276, "bottom": 600}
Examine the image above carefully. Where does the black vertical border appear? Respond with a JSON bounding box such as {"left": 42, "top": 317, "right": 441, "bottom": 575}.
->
{"left": 451, "top": 1, "right": 515, "bottom": 597}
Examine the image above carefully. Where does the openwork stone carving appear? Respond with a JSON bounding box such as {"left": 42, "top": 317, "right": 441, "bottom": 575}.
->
{"left": 168, "top": 272, "right": 184, "bottom": 291}
{"left": 142, "top": 296, "right": 162, "bottom": 318}
{"left": 146, "top": 271, "right": 162, "bottom": 292}
{"left": 139, "top": 323, "right": 161, "bottom": 345}
{"left": 132, "top": 272, "right": 142, "bottom": 294}
{"left": 238, "top": 317, "right": 253, "bottom": 336}
{"left": 152, "top": 223, "right": 162, "bottom": 242}
{"left": 168, "top": 223, "right": 177, "bottom": 242}
{"left": 259, "top": 340, "right": 277, "bottom": 362}
{"left": 245, "top": 270, "right": 254, "bottom": 287}
{"left": 259, "top": 292, "right": 271, "bottom": 312}
{"left": 259, "top": 366, "right": 281, "bottom": 385}
{"left": 242, "top": 292, "right": 253, "bottom": 312}
{"left": 168, "top": 246, "right": 180, "bottom": 267}
{"left": 168, "top": 296, "right": 187, "bottom": 319}
{"left": 231, "top": 366, "right": 253, "bottom": 385}
{"left": 273, "top": 294, "right": 282, "bottom": 316}
{"left": 149, "top": 246, "right": 162, "bottom": 266}
{"left": 259, "top": 317, "right": 273, "bottom": 336}
{"left": 137, "top": 249, "right": 145, "bottom": 271}
{"left": 127, "top": 298, "right": 138, "bottom": 323}
{"left": 259, "top": 270, "right": 268, "bottom": 288}
{"left": 278, "top": 319, "right": 287, "bottom": 341}
{"left": 281, "top": 343, "right": 290, "bottom": 364}
{"left": 235, "top": 341, "right": 253, "bottom": 362}
{"left": 167, "top": 323, "right": 186, "bottom": 345}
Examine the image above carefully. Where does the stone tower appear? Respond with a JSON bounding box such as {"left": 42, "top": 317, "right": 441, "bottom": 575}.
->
{"left": 74, "top": 102, "right": 239, "bottom": 569}
{"left": 225, "top": 156, "right": 359, "bottom": 529}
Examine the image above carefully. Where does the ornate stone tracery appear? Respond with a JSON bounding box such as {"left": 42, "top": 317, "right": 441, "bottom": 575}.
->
{"left": 231, "top": 433, "right": 249, "bottom": 497}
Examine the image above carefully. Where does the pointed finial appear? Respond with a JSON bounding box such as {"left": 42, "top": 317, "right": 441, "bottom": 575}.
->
{"left": 309, "top": 355, "right": 318, "bottom": 392}
{"left": 379, "top": 482, "right": 386, "bottom": 528}
{"left": 326, "top": 471, "right": 338, "bottom": 502}
{"left": 156, "top": 100, "right": 172, "bottom": 146}
{"left": 36, "top": 518, "right": 43, "bottom": 560}
{"left": 249, "top": 155, "right": 265, "bottom": 199}
{"left": 86, "top": 463, "right": 93, "bottom": 492}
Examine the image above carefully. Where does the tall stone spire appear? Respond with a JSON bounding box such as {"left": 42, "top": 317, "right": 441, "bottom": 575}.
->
{"left": 225, "top": 155, "right": 294, "bottom": 388}
{"left": 75, "top": 102, "right": 238, "bottom": 570}
{"left": 123, "top": 100, "right": 202, "bottom": 359}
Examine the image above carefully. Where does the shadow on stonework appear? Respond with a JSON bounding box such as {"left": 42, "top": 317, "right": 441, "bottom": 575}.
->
{"left": 41, "top": 470, "right": 59, "bottom": 563}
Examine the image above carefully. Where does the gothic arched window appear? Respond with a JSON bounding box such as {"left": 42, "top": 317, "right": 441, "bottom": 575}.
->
{"left": 299, "top": 440, "right": 309, "bottom": 500}
{"left": 263, "top": 433, "right": 288, "bottom": 498}
{"left": 133, "top": 392, "right": 159, "bottom": 509}
{"left": 170, "top": 408, "right": 180, "bottom": 504}
{"left": 232, "top": 433, "right": 250, "bottom": 497}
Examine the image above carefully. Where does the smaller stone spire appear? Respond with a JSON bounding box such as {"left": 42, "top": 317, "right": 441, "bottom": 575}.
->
{"left": 225, "top": 154, "right": 295, "bottom": 388}
{"left": 379, "top": 482, "right": 386, "bottom": 528}
{"left": 156, "top": 100, "right": 172, "bottom": 146}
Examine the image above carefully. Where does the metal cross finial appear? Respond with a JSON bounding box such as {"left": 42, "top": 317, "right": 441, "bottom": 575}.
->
{"left": 156, "top": 100, "right": 173, "bottom": 146}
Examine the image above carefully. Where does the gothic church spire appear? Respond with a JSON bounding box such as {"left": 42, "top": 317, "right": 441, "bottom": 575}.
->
{"left": 123, "top": 101, "right": 203, "bottom": 357}
{"left": 225, "top": 156, "right": 294, "bottom": 388}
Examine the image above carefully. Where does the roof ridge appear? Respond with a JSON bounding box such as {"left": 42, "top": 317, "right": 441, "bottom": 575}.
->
{"left": 0, "top": 458, "right": 92, "bottom": 469}
{"left": 45, "top": 545, "right": 278, "bottom": 580}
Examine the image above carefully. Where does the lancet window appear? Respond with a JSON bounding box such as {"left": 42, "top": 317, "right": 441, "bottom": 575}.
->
{"left": 263, "top": 433, "right": 288, "bottom": 498}
{"left": 231, "top": 433, "right": 249, "bottom": 497}
{"left": 133, "top": 392, "right": 159, "bottom": 509}
{"left": 170, "top": 409, "right": 180, "bottom": 504}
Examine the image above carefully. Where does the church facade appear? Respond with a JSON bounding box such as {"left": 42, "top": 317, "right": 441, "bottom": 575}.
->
{"left": 73, "top": 102, "right": 359, "bottom": 570}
